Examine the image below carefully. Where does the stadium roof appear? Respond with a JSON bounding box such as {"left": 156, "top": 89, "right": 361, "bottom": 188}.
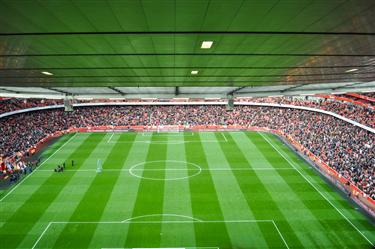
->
{"left": 0, "top": 0, "right": 375, "bottom": 98}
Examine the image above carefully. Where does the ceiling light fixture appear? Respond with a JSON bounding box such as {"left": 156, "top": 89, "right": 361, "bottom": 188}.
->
{"left": 345, "top": 68, "right": 358, "bottom": 73}
{"left": 191, "top": 70, "right": 199, "bottom": 75}
{"left": 201, "top": 41, "right": 213, "bottom": 49}
{"left": 41, "top": 71, "right": 53, "bottom": 76}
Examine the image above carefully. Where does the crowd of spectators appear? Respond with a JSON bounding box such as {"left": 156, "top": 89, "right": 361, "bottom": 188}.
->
{"left": 362, "top": 92, "right": 375, "bottom": 98}
{"left": 0, "top": 156, "right": 36, "bottom": 185}
{"left": 1, "top": 96, "right": 373, "bottom": 128}
{"left": 245, "top": 96, "right": 375, "bottom": 128}
{"left": 0, "top": 98, "right": 62, "bottom": 114}
{"left": 0, "top": 105, "right": 373, "bottom": 199}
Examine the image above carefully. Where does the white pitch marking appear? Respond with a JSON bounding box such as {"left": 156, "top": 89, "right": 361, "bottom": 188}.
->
{"left": 31, "top": 222, "right": 52, "bottom": 249}
{"left": 259, "top": 132, "right": 374, "bottom": 247}
{"left": 272, "top": 220, "right": 290, "bottom": 249}
{"left": 141, "top": 132, "right": 194, "bottom": 137}
{"left": 31, "top": 219, "right": 277, "bottom": 249}
{"left": 221, "top": 132, "right": 228, "bottom": 142}
{"left": 121, "top": 214, "right": 203, "bottom": 223}
{"left": 49, "top": 219, "right": 274, "bottom": 224}
{"left": 36, "top": 167, "right": 295, "bottom": 172}
{"left": 107, "top": 132, "right": 115, "bottom": 143}
{"left": 128, "top": 160, "right": 202, "bottom": 181}
{"left": 0, "top": 133, "right": 78, "bottom": 202}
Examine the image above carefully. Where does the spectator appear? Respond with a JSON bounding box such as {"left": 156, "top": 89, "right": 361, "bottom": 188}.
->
{"left": 0, "top": 105, "right": 373, "bottom": 199}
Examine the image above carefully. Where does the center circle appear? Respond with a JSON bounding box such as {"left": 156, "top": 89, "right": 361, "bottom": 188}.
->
{"left": 128, "top": 160, "right": 202, "bottom": 181}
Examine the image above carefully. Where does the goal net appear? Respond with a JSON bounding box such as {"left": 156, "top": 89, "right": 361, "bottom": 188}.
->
{"left": 156, "top": 125, "right": 182, "bottom": 133}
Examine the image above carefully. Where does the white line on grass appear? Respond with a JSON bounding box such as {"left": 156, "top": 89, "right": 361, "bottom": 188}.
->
{"left": 31, "top": 222, "right": 52, "bottom": 249}
{"left": 107, "top": 132, "right": 115, "bottom": 143}
{"left": 259, "top": 132, "right": 374, "bottom": 247}
{"left": 106, "top": 137, "right": 227, "bottom": 144}
{"left": 272, "top": 220, "right": 290, "bottom": 249}
{"left": 121, "top": 214, "right": 203, "bottom": 223}
{"left": 221, "top": 132, "right": 228, "bottom": 142}
{"left": 0, "top": 133, "right": 78, "bottom": 202}
{"left": 32, "top": 219, "right": 285, "bottom": 249}
{"left": 35, "top": 168, "right": 295, "bottom": 172}
{"left": 141, "top": 132, "right": 194, "bottom": 137}
{"left": 48, "top": 219, "right": 274, "bottom": 224}
{"left": 112, "top": 140, "right": 226, "bottom": 144}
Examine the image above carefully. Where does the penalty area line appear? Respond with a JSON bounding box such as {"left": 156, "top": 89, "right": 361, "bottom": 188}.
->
{"left": 221, "top": 132, "right": 228, "bottom": 142}
{"left": 272, "top": 220, "right": 290, "bottom": 249}
{"left": 31, "top": 222, "right": 52, "bottom": 249}
{"left": 35, "top": 167, "right": 296, "bottom": 172}
{"left": 107, "top": 132, "right": 115, "bottom": 143}
{"left": 32, "top": 219, "right": 286, "bottom": 249}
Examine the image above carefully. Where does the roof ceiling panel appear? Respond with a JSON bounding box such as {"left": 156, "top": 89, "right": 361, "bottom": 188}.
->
{"left": 0, "top": 0, "right": 374, "bottom": 95}
{"left": 116, "top": 87, "right": 175, "bottom": 94}
{"left": 180, "top": 87, "right": 237, "bottom": 94}
{"left": 0, "top": 87, "right": 56, "bottom": 93}
{"left": 53, "top": 87, "right": 116, "bottom": 94}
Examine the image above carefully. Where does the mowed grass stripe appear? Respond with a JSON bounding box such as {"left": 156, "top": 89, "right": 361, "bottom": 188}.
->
{"left": 184, "top": 132, "right": 232, "bottom": 248}
{"left": 238, "top": 131, "right": 339, "bottom": 248}
{"left": 88, "top": 133, "right": 152, "bottom": 248}
{"left": 261, "top": 133, "right": 375, "bottom": 247}
{"left": 199, "top": 132, "right": 269, "bottom": 248}
{"left": 0, "top": 133, "right": 105, "bottom": 249}
{"left": 217, "top": 132, "right": 304, "bottom": 248}
{"left": 124, "top": 134, "right": 167, "bottom": 248}
{"left": 19, "top": 133, "right": 117, "bottom": 248}
{"left": 231, "top": 131, "right": 323, "bottom": 247}
{"left": 253, "top": 132, "right": 370, "bottom": 248}
{"left": 51, "top": 133, "right": 136, "bottom": 248}
{"left": 31, "top": 133, "right": 76, "bottom": 170}
{"left": 160, "top": 134, "right": 196, "bottom": 248}
{"left": 0, "top": 133, "right": 89, "bottom": 246}
{"left": 247, "top": 132, "right": 347, "bottom": 247}
{"left": 265, "top": 133, "right": 375, "bottom": 242}
{"left": 37, "top": 133, "right": 83, "bottom": 170}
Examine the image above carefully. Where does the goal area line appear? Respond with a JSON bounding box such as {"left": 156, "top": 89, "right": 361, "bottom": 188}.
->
{"left": 107, "top": 132, "right": 228, "bottom": 144}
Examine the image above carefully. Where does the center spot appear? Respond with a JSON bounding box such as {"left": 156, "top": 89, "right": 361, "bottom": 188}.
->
{"left": 128, "top": 160, "right": 202, "bottom": 181}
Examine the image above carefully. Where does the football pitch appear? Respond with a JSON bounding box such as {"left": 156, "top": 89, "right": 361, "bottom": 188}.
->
{"left": 1, "top": 131, "right": 374, "bottom": 249}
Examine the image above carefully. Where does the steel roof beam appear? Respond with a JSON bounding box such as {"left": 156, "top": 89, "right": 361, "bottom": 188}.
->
{"left": 108, "top": 87, "right": 126, "bottom": 95}
{"left": 43, "top": 87, "right": 71, "bottom": 95}
{"left": 1, "top": 65, "right": 374, "bottom": 70}
{"left": 227, "top": 86, "right": 247, "bottom": 96}
{"left": 1, "top": 31, "right": 375, "bottom": 36}
{"left": 1, "top": 53, "right": 374, "bottom": 57}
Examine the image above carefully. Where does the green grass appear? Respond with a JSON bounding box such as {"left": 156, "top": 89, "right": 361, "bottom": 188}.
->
{"left": 0, "top": 131, "right": 374, "bottom": 249}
